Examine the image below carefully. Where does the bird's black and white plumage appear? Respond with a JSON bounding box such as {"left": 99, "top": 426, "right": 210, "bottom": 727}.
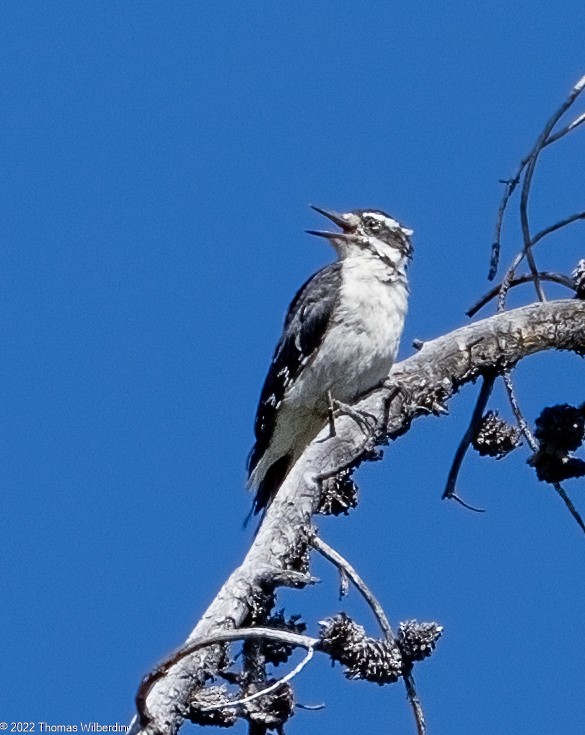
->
{"left": 247, "top": 206, "right": 413, "bottom": 516}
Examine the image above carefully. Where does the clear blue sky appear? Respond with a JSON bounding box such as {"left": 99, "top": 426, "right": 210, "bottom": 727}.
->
{"left": 1, "top": 3, "right": 584, "bottom": 734}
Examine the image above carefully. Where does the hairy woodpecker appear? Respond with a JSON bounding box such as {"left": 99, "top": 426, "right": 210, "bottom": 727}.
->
{"left": 247, "top": 205, "right": 413, "bottom": 516}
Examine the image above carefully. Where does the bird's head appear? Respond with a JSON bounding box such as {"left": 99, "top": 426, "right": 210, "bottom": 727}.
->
{"left": 307, "top": 205, "right": 413, "bottom": 267}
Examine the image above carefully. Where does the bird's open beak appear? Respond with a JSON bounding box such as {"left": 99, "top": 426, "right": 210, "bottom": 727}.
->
{"left": 306, "top": 205, "right": 356, "bottom": 239}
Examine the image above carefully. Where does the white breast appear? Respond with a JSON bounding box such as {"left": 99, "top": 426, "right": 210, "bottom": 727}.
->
{"left": 249, "top": 254, "right": 409, "bottom": 489}
{"left": 287, "top": 255, "right": 408, "bottom": 410}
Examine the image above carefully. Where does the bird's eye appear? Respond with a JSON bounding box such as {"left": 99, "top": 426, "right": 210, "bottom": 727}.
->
{"left": 365, "top": 218, "right": 381, "bottom": 232}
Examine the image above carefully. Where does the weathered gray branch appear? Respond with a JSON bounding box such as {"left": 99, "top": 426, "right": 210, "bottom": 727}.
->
{"left": 130, "top": 298, "right": 585, "bottom": 735}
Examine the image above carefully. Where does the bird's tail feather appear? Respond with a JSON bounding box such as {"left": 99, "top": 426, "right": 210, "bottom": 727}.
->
{"left": 244, "top": 454, "right": 292, "bottom": 530}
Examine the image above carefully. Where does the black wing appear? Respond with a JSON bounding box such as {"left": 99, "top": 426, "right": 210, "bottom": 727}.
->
{"left": 247, "top": 261, "right": 342, "bottom": 479}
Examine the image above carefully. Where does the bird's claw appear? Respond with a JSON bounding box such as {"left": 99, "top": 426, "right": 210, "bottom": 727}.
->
{"left": 331, "top": 399, "right": 377, "bottom": 437}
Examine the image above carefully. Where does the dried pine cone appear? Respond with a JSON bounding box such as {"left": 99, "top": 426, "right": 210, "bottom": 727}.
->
{"left": 261, "top": 610, "right": 307, "bottom": 666}
{"left": 529, "top": 403, "right": 585, "bottom": 483}
{"left": 534, "top": 404, "right": 585, "bottom": 454}
{"left": 318, "top": 470, "right": 359, "bottom": 515}
{"left": 319, "top": 614, "right": 403, "bottom": 684}
{"left": 397, "top": 620, "right": 443, "bottom": 663}
{"left": 243, "top": 681, "right": 295, "bottom": 730}
{"left": 189, "top": 685, "right": 238, "bottom": 728}
{"left": 245, "top": 588, "right": 276, "bottom": 626}
{"left": 472, "top": 411, "right": 521, "bottom": 458}
{"left": 282, "top": 531, "right": 311, "bottom": 575}
{"left": 529, "top": 454, "right": 585, "bottom": 483}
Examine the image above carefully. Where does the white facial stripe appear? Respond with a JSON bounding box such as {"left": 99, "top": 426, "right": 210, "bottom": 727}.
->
{"left": 363, "top": 212, "right": 413, "bottom": 237}
{"left": 366, "top": 212, "right": 389, "bottom": 222}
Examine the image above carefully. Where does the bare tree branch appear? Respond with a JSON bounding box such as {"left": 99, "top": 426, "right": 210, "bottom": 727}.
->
{"left": 129, "top": 299, "right": 585, "bottom": 735}
{"left": 197, "top": 647, "right": 316, "bottom": 712}
{"left": 545, "top": 110, "right": 585, "bottom": 145}
{"left": 490, "top": 74, "right": 585, "bottom": 281}
{"left": 404, "top": 672, "right": 426, "bottom": 735}
{"left": 442, "top": 373, "right": 496, "bottom": 504}
{"left": 136, "top": 627, "right": 319, "bottom": 728}
{"left": 467, "top": 272, "right": 574, "bottom": 318}
{"left": 312, "top": 535, "right": 395, "bottom": 640}
{"left": 531, "top": 211, "right": 585, "bottom": 246}
{"left": 505, "top": 75, "right": 585, "bottom": 301}
{"left": 502, "top": 370, "right": 538, "bottom": 452}
{"left": 311, "top": 536, "right": 430, "bottom": 733}
{"left": 552, "top": 482, "right": 585, "bottom": 535}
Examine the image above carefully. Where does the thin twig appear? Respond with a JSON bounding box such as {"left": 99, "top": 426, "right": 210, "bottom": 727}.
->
{"left": 490, "top": 177, "right": 521, "bottom": 280}
{"left": 339, "top": 566, "right": 350, "bottom": 599}
{"left": 552, "top": 482, "right": 585, "bottom": 536}
{"left": 467, "top": 271, "right": 575, "bottom": 317}
{"left": 502, "top": 371, "right": 538, "bottom": 452}
{"left": 199, "top": 648, "right": 315, "bottom": 712}
{"left": 136, "top": 628, "right": 319, "bottom": 727}
{"left": 313, "top": 536, "right": 429, "bottom": 735}
{"left": 502, "top": 370, "right": 585, "bottom": 538}
{"left": 296, "top": 703, "right": 326, "bottom": 711}
{"left": 545, "top": 110, "right": 585, "bottom": 145}
{"left": 449, "top": 493, "right": 486, "bottom": 513}
{"left": 500, "top": 74, "right": 585, "bottom": 305}
{"left": 312, "top": 535, "right": 395, "bottom": 640}
{"left": 490, "top": 73, "right": 585, "bottom": 283}
{"left": 519, "top": 163, "right": 546, "bottom": 303}
{"left": 496, "top": 211, "right": 585, "bottom": 309}
{"left": 497, "top": 250, "right": 525, "bottom": 311}
{"left": 442, "top": 374, "right": 496, "bottom": 502}
{"left": 404, "top": 672, "right": 426, "bottom": 735}
{"left": 531, "top": 211, "right": 585, "bottom": 246}
{"left": 495, "top": 212, "right": 584, "bottom": 310}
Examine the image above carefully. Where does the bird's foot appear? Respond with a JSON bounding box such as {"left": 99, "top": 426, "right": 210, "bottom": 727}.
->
{"left": 327, "top": 390, "right": 337, "bottom": 437}
{"left": 381, "top": 380, "right": 410, "bottom": 431}
{"left": 328, "top": 393, "right": 377, "bottom": 438}
{"left": 382, "top": 379, "right": 449, "bottom": 421}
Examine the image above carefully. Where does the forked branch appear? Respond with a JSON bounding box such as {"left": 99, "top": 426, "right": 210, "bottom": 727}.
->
{"left": 129, "top": 298, "right": 585, "bottom": 735}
